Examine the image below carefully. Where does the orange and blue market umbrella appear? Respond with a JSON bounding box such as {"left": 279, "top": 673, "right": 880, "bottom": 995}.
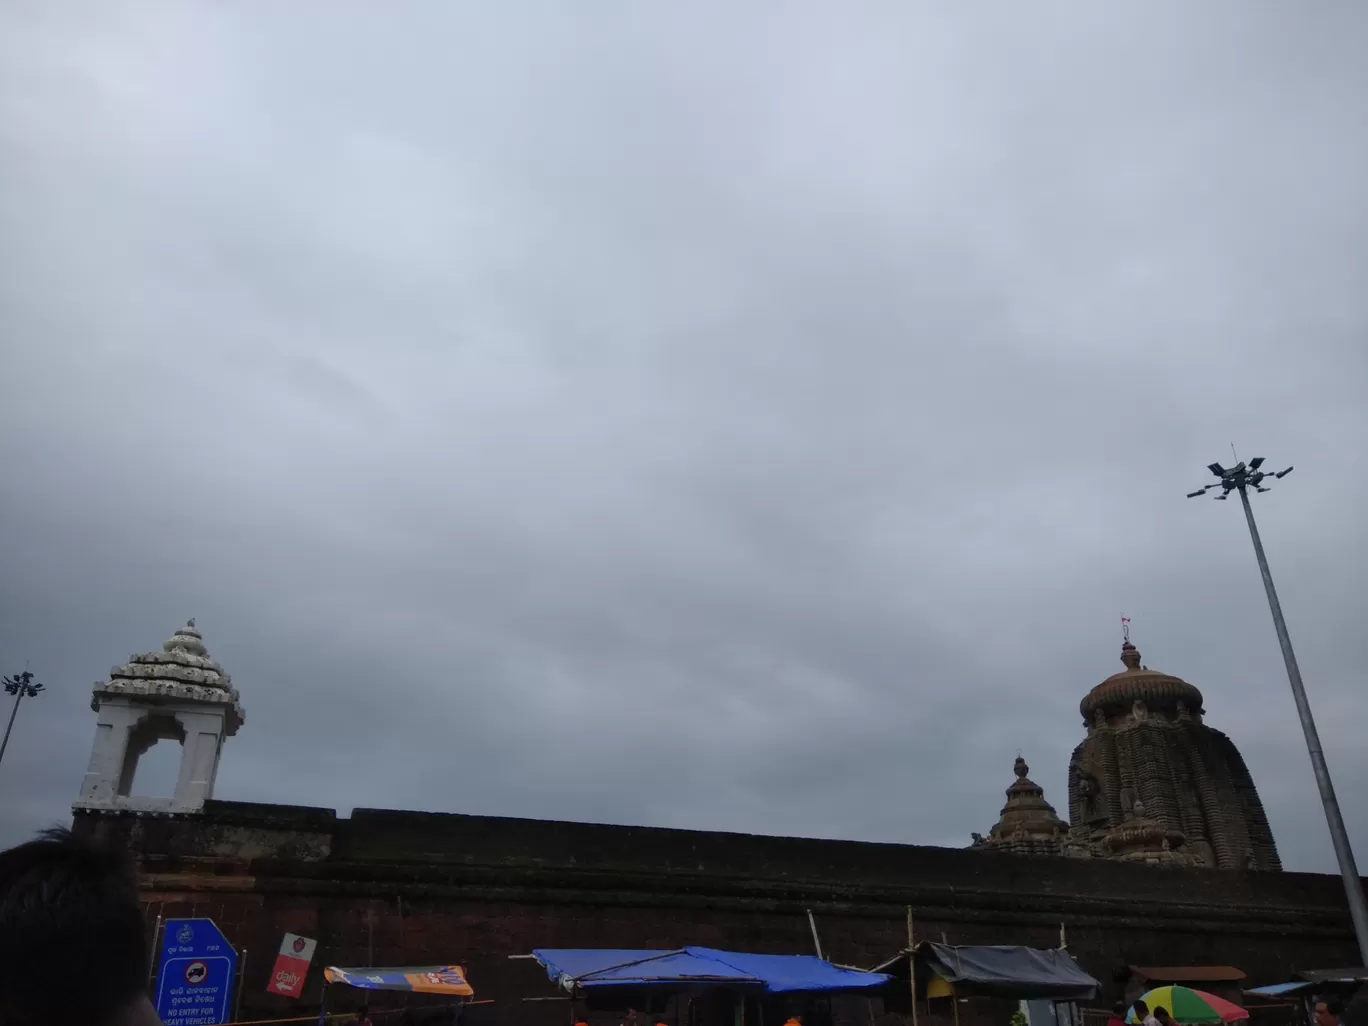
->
{"left": 1127, "top": 987, "right": 1249, "bottom": 1024}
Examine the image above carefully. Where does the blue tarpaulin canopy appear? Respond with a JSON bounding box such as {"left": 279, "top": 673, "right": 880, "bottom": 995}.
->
{"left": 1246, "top": 969, "right": 1368, "bottom": 999}
{"left": 531, "top": 947, "right": 891, "bottom": 994}
{"left": 1245, "top": 982, "right": 1317, "bottom": 998}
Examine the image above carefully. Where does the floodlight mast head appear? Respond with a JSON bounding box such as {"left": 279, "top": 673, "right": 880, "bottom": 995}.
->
{"left": 1185, "top": 458, "right": 1292, "bottom": 500}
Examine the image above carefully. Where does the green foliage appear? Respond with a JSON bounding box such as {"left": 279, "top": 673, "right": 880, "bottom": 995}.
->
{"left": 1010, "top": 1010, "right": 1028, "bottom": 1026}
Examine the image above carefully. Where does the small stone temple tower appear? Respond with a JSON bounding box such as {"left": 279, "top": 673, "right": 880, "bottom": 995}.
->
{"left": 972, "top": 756, "right": 1069, "bottom": 855}
{"left": 72, "top": 620, "right": 244, "bottom": 814}
{"left": 1067, "top": 637, "right": 1280, "bottom": 870}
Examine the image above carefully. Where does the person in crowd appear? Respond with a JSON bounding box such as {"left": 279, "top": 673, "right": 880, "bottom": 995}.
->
{"left": 0, "top": 826, "right": 160, "bottom": 1026}
{"left": 1106, "top": 1002, "right": 1128, "bottom": 1026}
{"left": 1134, "top": 999, "right": 1160, "bottom": 1026}
{"left": 355, "top": 1005, "right": 374, "bottom": 1026}
{"left": 620, "top": 1008, "right": 638, "bottom": 1026}
{"left": 1318, "top": 999, "right": 1345, "bottom": 1026}
{"left": 1341, "top": 985, "right": 1368, "bottom": 1026}
{"left": 1154, "top": 1008, "right": 1174, "bottom": 1026}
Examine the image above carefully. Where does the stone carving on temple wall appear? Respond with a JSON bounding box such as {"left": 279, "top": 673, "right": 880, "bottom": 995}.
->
{"left": 1101, "top": 801, "right": 1199, "bottom": 866}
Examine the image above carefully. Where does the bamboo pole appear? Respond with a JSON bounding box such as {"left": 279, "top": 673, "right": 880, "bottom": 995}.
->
{"left": 906, "top": 908, "right": 917, "bottom": 1026}
{"left": 945, "top": 931, "right": 960, "bottom": 1026}
{"left": 806, "top": 910, "right": 824, "bottom": 960}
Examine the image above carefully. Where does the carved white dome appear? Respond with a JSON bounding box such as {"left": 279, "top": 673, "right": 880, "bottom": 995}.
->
{"left": 92, "top": 619, "right": 243, "bottom": 734}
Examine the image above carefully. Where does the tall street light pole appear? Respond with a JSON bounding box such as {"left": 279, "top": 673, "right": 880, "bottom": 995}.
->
{"left": 1188, "top": 457, "right": 1368, "bottom": 964}
{"left": 0, "top": 669, "right": 46, "bottom": 768}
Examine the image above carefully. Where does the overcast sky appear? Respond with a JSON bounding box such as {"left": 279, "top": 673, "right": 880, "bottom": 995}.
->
{"left": 1, "top": 3, "right": 1365, "bottom": 875}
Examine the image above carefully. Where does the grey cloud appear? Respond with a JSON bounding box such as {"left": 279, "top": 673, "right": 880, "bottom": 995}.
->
{"left": 1, "top": 2, "right": 1366, "bottom": 873}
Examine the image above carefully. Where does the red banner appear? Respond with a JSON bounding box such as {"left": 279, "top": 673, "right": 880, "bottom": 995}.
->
{"left": 268, "top": 933, "right": 317, "bottom": 999}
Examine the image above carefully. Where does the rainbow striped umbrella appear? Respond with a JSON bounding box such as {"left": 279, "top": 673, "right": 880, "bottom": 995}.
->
{"left": 1127, "top": 987, "right": 1249, "bottom": 1024}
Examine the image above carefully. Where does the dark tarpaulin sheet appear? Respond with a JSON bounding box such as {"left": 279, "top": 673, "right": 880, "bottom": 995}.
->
{"left": 531, "top": 947, "right": 891, "bottom": 994}
{"left": 919, "top": 943, "right": 1100, "bottom": 1000}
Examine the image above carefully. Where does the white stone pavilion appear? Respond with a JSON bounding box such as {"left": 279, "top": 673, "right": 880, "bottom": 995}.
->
{"left": 73, "top": 620, "right": 244, "bottom": 814}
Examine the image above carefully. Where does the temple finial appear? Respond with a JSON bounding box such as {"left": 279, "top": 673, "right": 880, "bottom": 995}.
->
{"left": 1119, "top": 616, "right": 1142, "bottom": 670}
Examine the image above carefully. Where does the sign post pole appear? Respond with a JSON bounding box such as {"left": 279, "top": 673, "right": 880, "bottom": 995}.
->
{"left": 148, "top": 915, "right": 164, "bottom": 993}
{"left": 235, "top": 949, "right": 247, "bottom": 1022}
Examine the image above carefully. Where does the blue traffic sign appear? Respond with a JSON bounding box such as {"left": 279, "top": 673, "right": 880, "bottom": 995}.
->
{"left": 155, "top": 918, "right": 238, "bottom": 1026}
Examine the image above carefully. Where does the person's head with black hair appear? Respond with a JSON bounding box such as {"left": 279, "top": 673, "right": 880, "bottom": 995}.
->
{"left": 1318, "top": 998, "right": 1345, "bottom": 1026}
{"left": 1134, "top": 1001, "right": 1150, "bottom": 1018}
{"left": 0, "top": 826, "right": 159, "bottom": 1026}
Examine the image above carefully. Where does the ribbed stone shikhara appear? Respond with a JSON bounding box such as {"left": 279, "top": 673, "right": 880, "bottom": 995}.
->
{"left": 75, "top": 620, "right": 245, "bottom": 814}
{"left": 1068, "top": 639, "right": 1280, "bottom": 869}
{"left": 974, "top": 639, "right": 1280, "bottom": 870}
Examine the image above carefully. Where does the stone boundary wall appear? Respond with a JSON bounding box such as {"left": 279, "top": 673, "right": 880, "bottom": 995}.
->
{"left": 73, "top": 801, "right": 1366, "bottom": 1026}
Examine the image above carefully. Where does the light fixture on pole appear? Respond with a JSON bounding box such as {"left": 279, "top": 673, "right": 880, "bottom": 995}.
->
{"left": 1187, "top": 456, "right": 1368, "bottom": 964}
{"left": 0, "top": 669, "right": 45, "bottom": 768}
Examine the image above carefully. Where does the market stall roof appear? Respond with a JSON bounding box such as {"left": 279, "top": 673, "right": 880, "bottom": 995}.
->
{"left": 1296, "top": 969, "right": 1368, "bottom": 984}
{"left": 1245, "top": 969, "right": 1368, "bottom": 998}
{"left": 531, "top": 947, "right": 891, "bottom": 994}
{"left": 1244, "top": 982, "right": 1318, "bottom": 999}
{"left": 323, "top": 966, "right": 475, "bottom": 997}
{"left": 1132, "top": 967, "right": 1247, "bottom": 984}
{"left": 871, "top": 943, "right": 1100, "bottom": 1001}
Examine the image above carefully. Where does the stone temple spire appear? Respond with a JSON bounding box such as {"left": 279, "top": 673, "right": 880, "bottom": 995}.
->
{"left": 972, "top": 755, "right": 1068, "bottom": 855}
{"left": 1068, "top": 635, "right": 1280, "bottom": 870}
{"left": 74, "top": 620, "right": 244, "bottom": 815}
